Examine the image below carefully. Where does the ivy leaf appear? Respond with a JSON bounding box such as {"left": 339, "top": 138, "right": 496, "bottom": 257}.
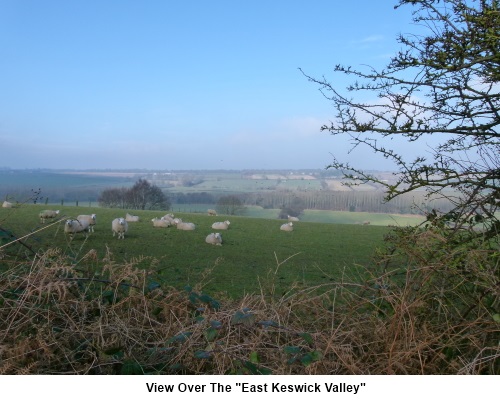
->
{"left": 231, "top": 310, "right": 256, "bottom": 327}
{"left": 204, "top": 327, "right": 218, "bottom": 342}
{"left": 298, "top": 332, "right": 314, "bottom": 345}
{"left": 167, "top": 332, "right": 192, "bottom": 344}
{"left": 194, "top": 350, "right": 212, "bottom": 359}
{"left": 283, "top": 346, "right": 302, "bottom": 355}
{"left": 249, "top": 351, "right": 259, "bottom": 364}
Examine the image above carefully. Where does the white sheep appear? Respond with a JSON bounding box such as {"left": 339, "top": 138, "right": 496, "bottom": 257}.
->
{"left": 64, "top": 218, "right": 90, "bottom": 237}
{"left": 112, "top": 217, "right": 128, "bottom": 239}
{"left": 2, "top": 201, "right": 13, "bottom": 208}
{"left": 162, "top": 214, "right": 176, "bottom": 224}
{"left": 176, "top": 221, "right": 196, "bottom": 231}
{"left": 211, "top": 220, "right": 230, "bottom": 230}
{"left": 280, "top": 222, "right": 294, "bottom": 231}
{"left": 39, "top": 209, "right": 60, "bottom": 223}
{"left": 172, "top": 217, "right": 183, "bottom": 225}
{"left": 77, "top": 214, "right": 96, "bottom": 232}
{"left": 151, "top": 217, "right": 171, "bottom": 228}
{"left": 207, "top": 209, "right": 217, "bottom": 216}
{"left": 205, "top": 232, "right": 223, "bottom": 246}
{"left": 288, "top": 215, "right": 300, "bottom": 222}
{"left": 125, "top": 213, "right": 140, "bottom": 222}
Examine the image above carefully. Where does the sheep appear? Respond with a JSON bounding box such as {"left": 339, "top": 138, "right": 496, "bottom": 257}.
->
{"left": 162, "top": 214, "right": 176, "bottom": 224}
{"left": 125, "top": 213, "right": 140, "bottom": 222}
{"left": 172, "top": 217, "right": 183, "bottom": 225}
{"left": 288, "top": 215, "right": 300, "bottom": 222}
{"left": 77, "top": 214, "right": 96, "bottom": 232}
{"left": 211, "top": 220, "right": 230, "bottom": 230}
{"left": 64, "top": 218, "right": 90, "bottom": 237}
{"left": 362, "top": 220, "right": 371, "bottom": 225}
{"left": 205, "top": 232, "right": 223, "bottom": 246}
{"left": 280, "top": 222, "right": 294, "bottom": 231}
{"left": 207, "top": 209, "right": 217, "bottom": 216}
{"left": 39, "top": 209, "right": 60, "bottom": 223}
{"left": 2, "top": 201, "right": 13, "bottom": 208}
{"left": 112, "top": 217, "right": 128, "bottom": 239}
{"left": 176, "top": 221, "right": 196, "bottom": 231}
{"left": 151, "top": 217, "right": 171, "bottom": 228}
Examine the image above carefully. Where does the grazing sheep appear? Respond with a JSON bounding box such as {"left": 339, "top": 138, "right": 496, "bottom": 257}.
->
{"left": 64, "top": 218, "right": 90, "bottom": 237}
{"left": 39, "top": 209, "right": 60, "bottom": 223}
{"left": 363, "top": 220, "right": 371, "bottom": 225}
{"left": 112, "top": 217, "right": 128, "bottom": 239}
{"left": 211, "top": 220, "right": 230, "bottom": 230}
{"left": 2, "top": 201, "right": 13, "bottom": 208}
{"left": 288, "top": 215, "right": 300, "bottom": 222}
{"left": 205, "top": 232, "right": 223, "bottom": 246}
{"left": 280, "top": 222, "right": 294, "bottom": 231}
{"left": 207, "top": 209, "right": 217, "bottom": 216}
{"left": 176, "top": 221, "right": 196, "bottom": 231}
{"left": 151, "top": 217, "right": 171, "bottom": 228}
{"left": 77, "top": 214, "right": 96, "bottom": 232}
{"left": 125, "top": 213, "right": 140, "bottom": 222}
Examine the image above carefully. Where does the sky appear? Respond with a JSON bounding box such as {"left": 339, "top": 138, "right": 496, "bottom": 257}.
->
{"left": 0, "top": 0, "right": 433, "bottom": 171}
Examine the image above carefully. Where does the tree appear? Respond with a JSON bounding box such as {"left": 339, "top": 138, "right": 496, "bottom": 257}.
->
{"left": 278, "top": 196, "right": 306, "bottom": 219}
{"left": 301, "top": 0, "right": 499, "bottom": 239}
{"left": 98, "top": 179, "right": 170, "bottom": 210}
{"left": 216, "top": 195, "right": 246, "bottom": 215}
{"left": 98, "top": 187, "right": 129, "bottom": 209}
{"left": 301, "top": 0, "right": 499, "bottom": 372}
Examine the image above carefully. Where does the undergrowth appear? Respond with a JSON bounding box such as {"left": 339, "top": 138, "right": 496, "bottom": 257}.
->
{"left": 0, "top": 220, "right": 498, "bottom": 374}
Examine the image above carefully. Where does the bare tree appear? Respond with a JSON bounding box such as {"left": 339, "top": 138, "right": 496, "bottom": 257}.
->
{"left": 301, "top": 0, "right": 499, "bottom": 238}
{"left": 216, "top": 195, "right": 245, "bottom": 215}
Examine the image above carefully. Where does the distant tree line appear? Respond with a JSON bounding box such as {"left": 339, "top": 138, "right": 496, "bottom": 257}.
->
{"left": 98, "top": 179, "right": 171, "bottom": 210}
{"left": 2, "top": 180, "right": 454, "bottom": 215}
{"left": 243, "top": 190, "right": 454, "bottom": 215}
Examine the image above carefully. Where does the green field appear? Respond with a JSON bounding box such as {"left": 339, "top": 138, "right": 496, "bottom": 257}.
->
{"left": 0, "top": 205, "right": 391, "bottom": 298}
{"left": 241, "top": 206, "right": 426, "bottom": 226}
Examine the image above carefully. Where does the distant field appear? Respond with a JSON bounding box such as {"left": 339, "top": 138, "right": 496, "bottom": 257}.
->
{"left": 164, "top": 205, "right": 425, "bottom": 226}
{"left": 0, "top": 170, "right": 133, "bottom": 189}
{"left": 0, "top": 205, "right": 391, "bottom": 298}
{"left": 241, "top": 206, "right": 424, "bottom": 226}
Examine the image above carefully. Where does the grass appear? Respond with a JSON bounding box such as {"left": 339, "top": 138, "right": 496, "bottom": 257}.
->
{"left": 1, "top": 205, "right": 498, "bottom": 375}
{"left": 240, "top": 206, "right": 425, "bottom": 226}
{"left": 0, "top": 205, "right": 389, "bottom": 298}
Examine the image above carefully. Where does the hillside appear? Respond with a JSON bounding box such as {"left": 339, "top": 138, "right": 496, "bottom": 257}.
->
{"left": 0, "top": 205, "right": 390, "bottom": 298}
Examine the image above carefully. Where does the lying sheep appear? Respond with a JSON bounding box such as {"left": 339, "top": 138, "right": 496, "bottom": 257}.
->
{"left": 39, "top": 209, "right": 60, "bottom": 223}
{"left": 212, "top": 220, "right": 230, "bottom": 230}
{"left": 77, "top": 214, "right": 96, "bottom": 232}
{"left": 112, "top": 217, "right": 128, "bottom": 239}
{"left": 64, "top": 218, "right": 90, "bottom": 237}
{"left": 2, "top": 201, "right": 13, "bottom": 208}
{"left": 125, "top": 213, "right": 140, "bottom": 222}
{"left": 288, "top": 215, "right": 300, "bottom": 222}
{"left": 176, "top": 221, "right": 196, "bottom": 231}
{"left": 162, "top": 214, "right": 176, "bottom": 224}
{"left": 205, "top": 232, "right": 223, "bottom": 246}
{"left": 207, "top": 209, "right": 217, "bottom": 216}
{"left": 280, "top": 222, "right": 294, "bottom": 231}
{"left": 151, "top": 217, "right": 171, "bottom": 228}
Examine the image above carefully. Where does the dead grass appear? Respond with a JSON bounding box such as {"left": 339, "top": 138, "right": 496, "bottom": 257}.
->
{"left": 0, "top": 225, "right": 498, "bottom": 374}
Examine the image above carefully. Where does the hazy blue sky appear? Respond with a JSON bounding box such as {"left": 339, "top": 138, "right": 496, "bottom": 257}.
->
{"left": 0, "top": 0, "right": 430, "bottom": 170}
